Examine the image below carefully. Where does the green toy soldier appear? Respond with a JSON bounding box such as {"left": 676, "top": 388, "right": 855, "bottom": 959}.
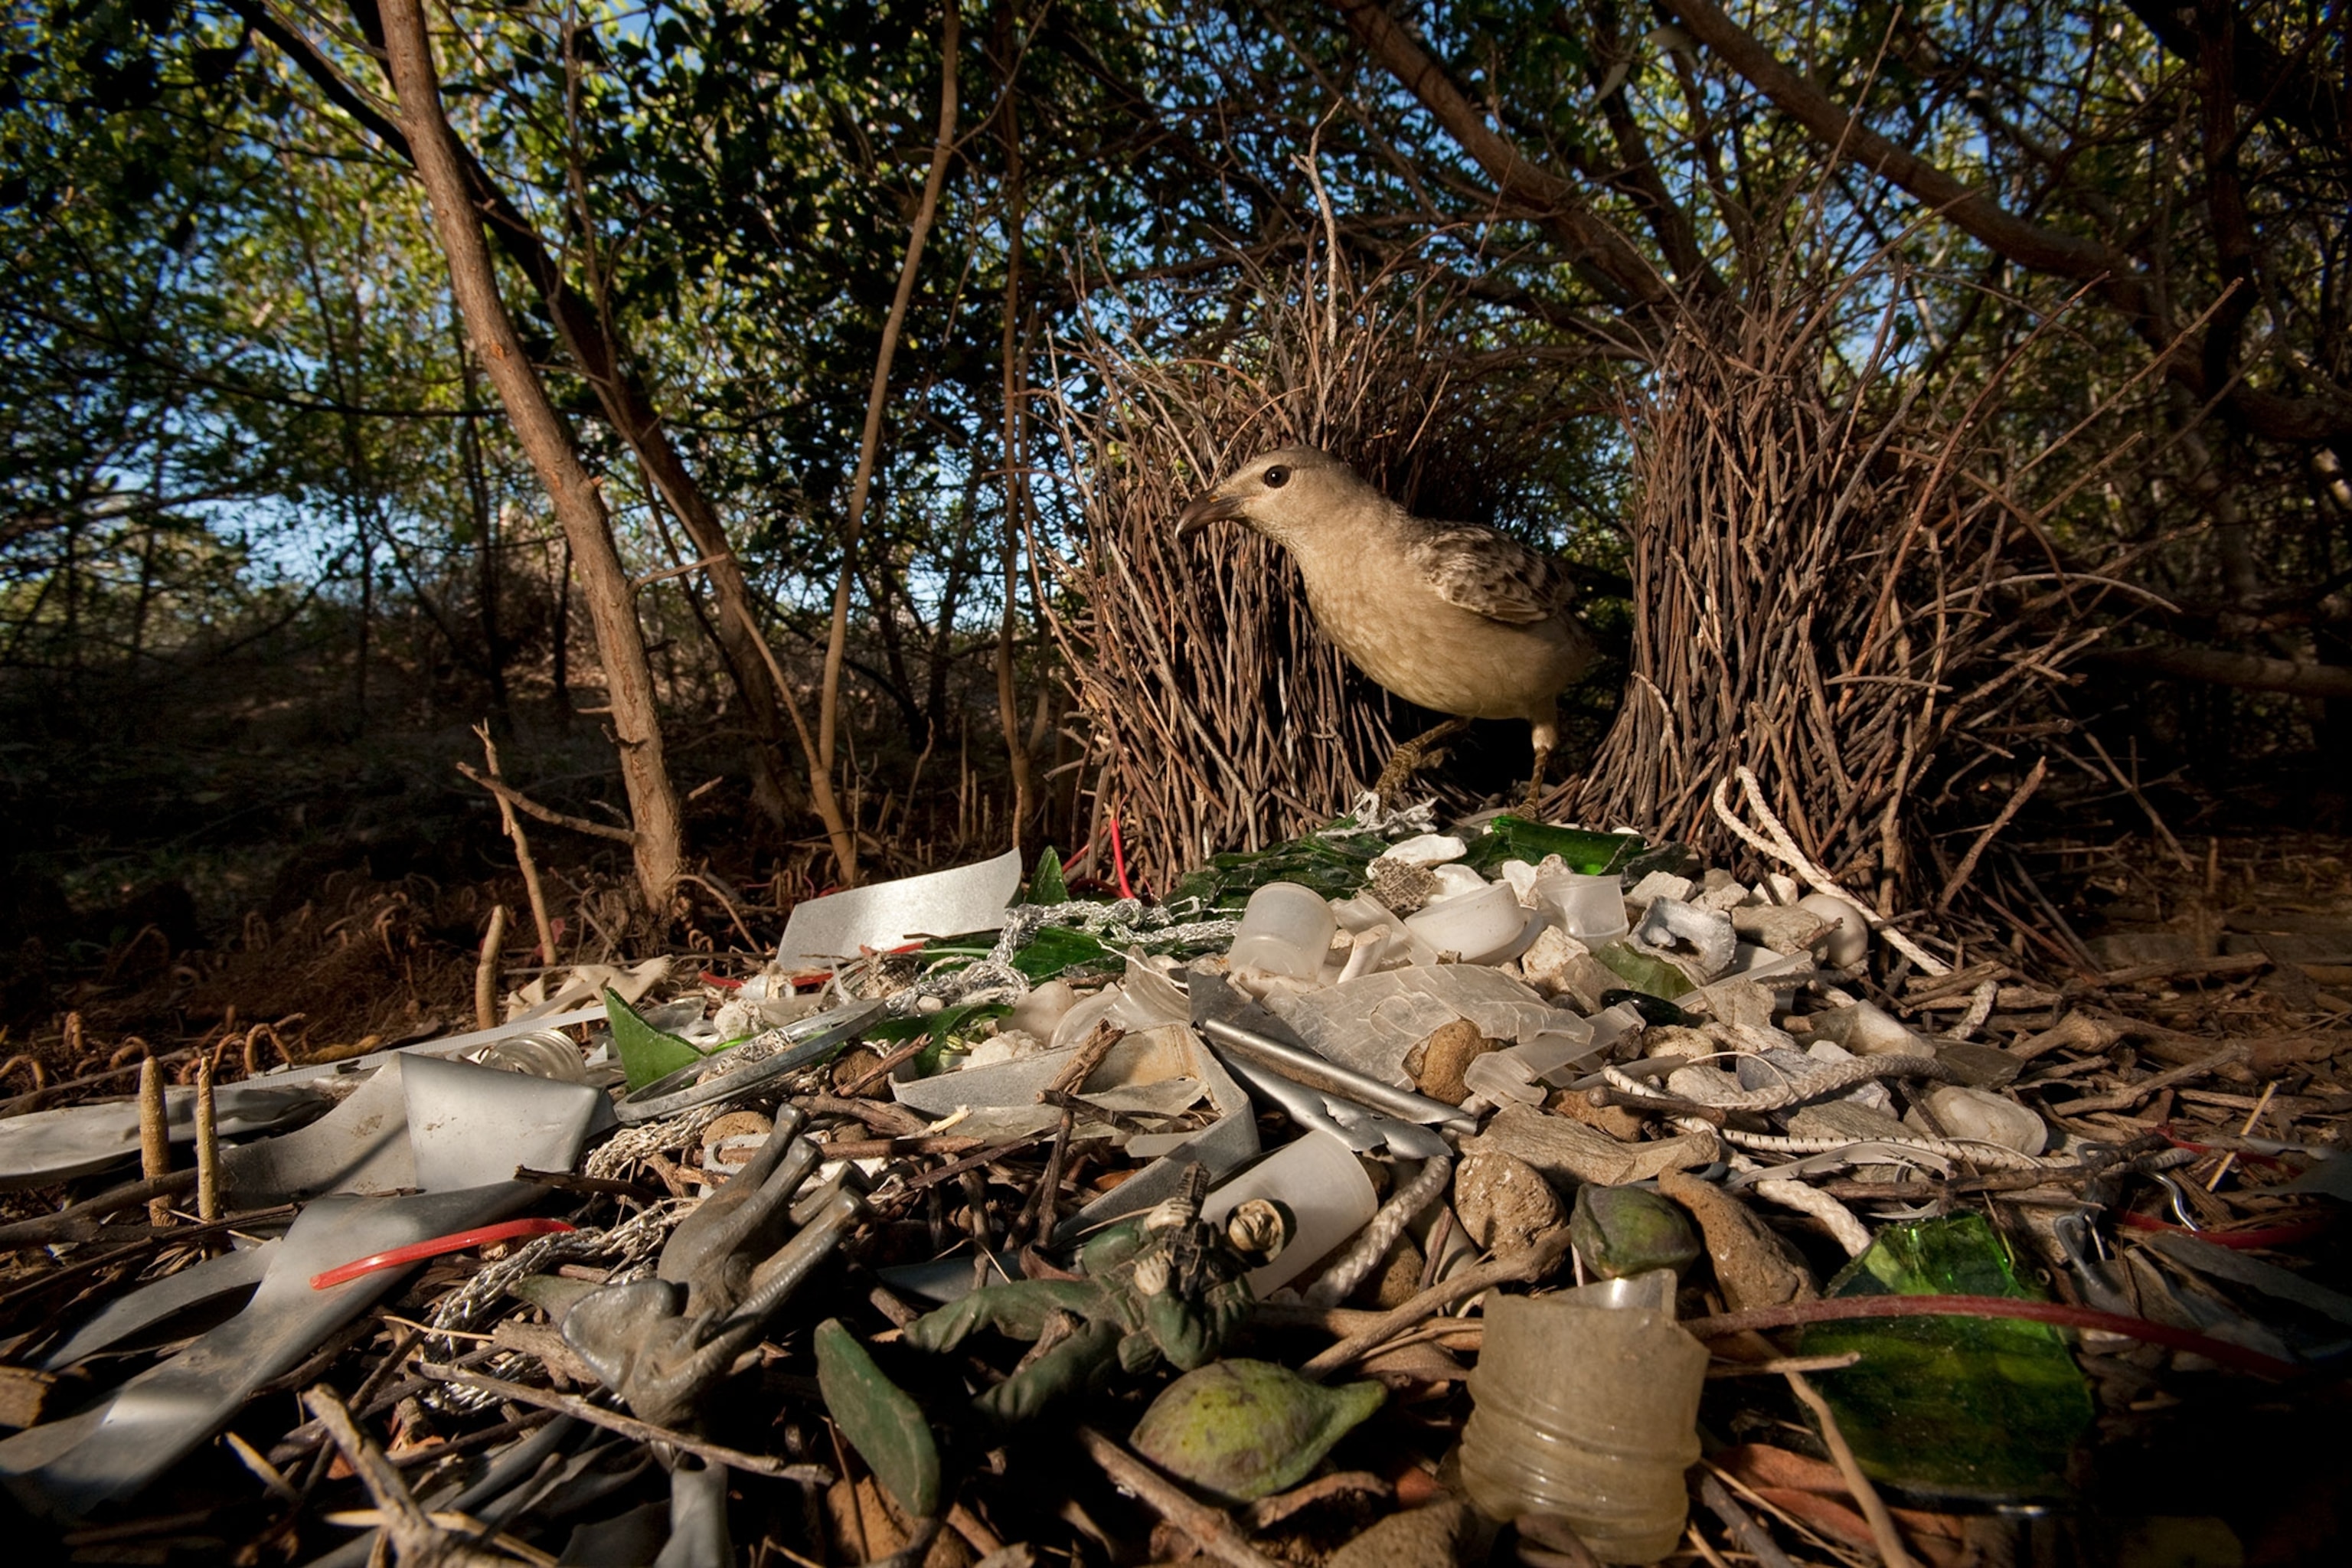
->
{"left": 903, "top": 1165, "right": 1292, "bottom": 1424}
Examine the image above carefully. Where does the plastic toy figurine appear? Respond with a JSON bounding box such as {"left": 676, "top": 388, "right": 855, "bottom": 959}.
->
{"left": 903, "top": 1165, "right": 1292, "bottom": 1423}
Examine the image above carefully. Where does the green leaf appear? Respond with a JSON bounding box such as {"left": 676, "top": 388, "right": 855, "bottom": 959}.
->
{"left": 815, "top": 1318, "right": 939, "bottom": 1517}
{"left": 1029, "top": 844, "right": 1068, "bottom": 905}
{"left": 603, "top": 987, "right": 706, "bottom": 1090}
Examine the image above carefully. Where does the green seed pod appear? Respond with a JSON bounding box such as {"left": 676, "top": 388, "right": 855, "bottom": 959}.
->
{"left": 1129, "top": 1359, "right": 1385, "bottom": 1502}
{"left": 1570, "top": 1182, "right": 1700, "bottom": 1279}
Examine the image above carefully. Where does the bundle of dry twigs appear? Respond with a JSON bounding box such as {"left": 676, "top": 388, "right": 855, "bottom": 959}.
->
{"left": 1037, "top": 258, "right": 1567, "bottom": 893}
{"left": 1559, "top": 273, "right": 2124, "bottom": 916}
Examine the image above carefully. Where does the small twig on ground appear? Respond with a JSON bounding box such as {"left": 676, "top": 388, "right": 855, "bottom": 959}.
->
{"left": 302, "top": 1384, "right": 518, "bottom": 1566}
{"left": 475, "top": 903, "right": 510, "bottom": 1031}
{"left": 1785, "top": 1371, "right": 1919, "bottom": 1568}
{"left": 1696, "top": 1472, "right": 1798, "bottom": 1568}
{"left": 1041, "top": 1023, "right": 1124, "bottom": 1099}
{"left": 413, "top": 1361, "right": 833, "bottom": 1483}
{"left": 1936, "top": 757, "right": 2046, "bottom": 910}
{"left": 1299, "top": 1227, "right": 1573, "bottom": 1379}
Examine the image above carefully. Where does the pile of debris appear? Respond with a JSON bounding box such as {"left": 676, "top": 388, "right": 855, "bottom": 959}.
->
{"left": 0, "top": 792, "right": 2343, "bottom": 1566}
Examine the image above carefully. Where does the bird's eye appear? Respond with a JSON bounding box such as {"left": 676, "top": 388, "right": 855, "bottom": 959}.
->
{"left": 1263, "top": 465, "right": 1291, "bottom": 488}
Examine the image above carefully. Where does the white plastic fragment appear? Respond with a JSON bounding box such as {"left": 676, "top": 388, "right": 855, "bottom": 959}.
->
{"left": 774, "top": 848, "right": 1023, "bottom": 975}
{"left": 1381, "top": 834, "right": 1468, "bottom": 867}
{"left": 1428, "top": 863, "right": 1490, "bottom": 900}
{"left": 1201, "top": 1129, "right": 1379, "bottom": 1296}
{"left": 1004, "top": 978, "right": 1078, "bottom": 1039}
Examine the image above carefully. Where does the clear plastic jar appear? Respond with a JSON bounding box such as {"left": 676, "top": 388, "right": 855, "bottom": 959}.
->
{"left": 471, "top": 1030, "right": 588, "bottom": 1083}
{"left": 1460, "top": 1272, "right": 1707, "bottom": 1563}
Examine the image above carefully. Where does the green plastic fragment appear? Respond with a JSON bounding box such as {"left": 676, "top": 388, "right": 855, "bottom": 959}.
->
{"left": 1029, "top": 845, "right": 1070, "bottom": 905}
{"left": 603, "top": 987, "right": 709, "bottom": 1090}
{"left": 1801, "top": 1214, "right": 2096, "bottom": 1501}
{"left": 1462, "top": 815, "right": 1644, "bottom": 876}
{"left": 1589, "top": 941, "right": 1694, "bottom": 1000}
{"left": 815, "top": 1318, "right": 940, "bottom": 1517}
{"left": 1129, "top": 1360, "right": 1385, "bottom": 1502}
{"left": 1010, "top": 925, "right": 1118, "bottom": 980}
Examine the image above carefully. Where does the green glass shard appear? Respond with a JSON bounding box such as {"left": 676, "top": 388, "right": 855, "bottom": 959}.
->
{"left": 1590, "top": 941, "right": 1694, "bottom": 1000}
{"left": 1166, "top": 828, "right": 1393, "bottom": 909}
{"left": 815, "top": 1318, "right": 940, "bottom": 1518}
{"left": 1801, "top": 1214, "right": 2096, "bottom": 1502}
{"left": 604, "top": 987, "right": 707, "bottom": 1090}
{"left": 1462, "top": 815, "right": 1644, "bottom": 876}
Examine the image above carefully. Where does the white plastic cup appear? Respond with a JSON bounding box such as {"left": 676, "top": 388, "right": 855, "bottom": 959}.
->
{"left": 1201, "top": 1129, "right": 1378, "bottom": 1296}
{"left": 1405, "top": 882, "right": 1531, "bottom": 965}
{"left": 1538, "top": 870, "right": 1630, "bottom": 946}
{"left": 1460, "top": 1272, "right": 1709, "bottom": 1563}
{"left": 1228, "top": 882, "right": 1339, "bottom": 981}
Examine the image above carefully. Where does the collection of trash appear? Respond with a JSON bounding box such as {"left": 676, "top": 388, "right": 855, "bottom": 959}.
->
{"left": 0, "top": 793, "right": 2344, "bottom": 1565}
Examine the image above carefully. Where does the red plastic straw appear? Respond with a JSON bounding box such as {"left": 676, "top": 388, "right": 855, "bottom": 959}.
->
{"left": 1682, "top": 1292, "right": 2300, "bottom": 1379}
{"left": 309, "top": 1217, "right": 577, "bottom": 1292}
{"left": 1109, "top": 811, "right": 1135, "bottom": 901}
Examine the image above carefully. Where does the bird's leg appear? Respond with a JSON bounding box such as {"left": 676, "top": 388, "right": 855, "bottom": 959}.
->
{"left": 1521, "top": 744, "right": 1554, "bottom": 816}
{"left": 1521, "top": 708, "right": 1560, "bottom": 818}
{"left": 1372, "top": 716, "right": 1472, "bottom": 804}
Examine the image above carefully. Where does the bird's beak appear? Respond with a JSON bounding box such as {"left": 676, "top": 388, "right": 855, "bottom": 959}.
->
{"left": 1175, "top": 489, "right": 1244, "bottom": 542}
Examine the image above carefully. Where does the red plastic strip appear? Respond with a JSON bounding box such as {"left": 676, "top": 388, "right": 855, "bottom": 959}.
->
{"left": 2115, "top": 1209, "right": 2331, "bottom": 1250}
{"left": 1109, "top": 812, "right": 1135, "bottom": 902}
{"left": 701, "top": 971, "right": 744, "bottom": 991}
{"left": 309, "top": 1218, "right": 577, "bottom": 1292}
{"left": 2157, "top": 1126, "right": 2287, "bottom": 1167}
{"left": 1682, "top": 1292, "right": 2301, "bottom": 1379}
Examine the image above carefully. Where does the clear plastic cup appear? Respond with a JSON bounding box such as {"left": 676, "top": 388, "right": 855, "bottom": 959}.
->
{"left": 1537, "top": 870, "right": 1630, "bottom": 946}
{"left": 1460, "top": 1272, "right": 1708, "bottom": 1562}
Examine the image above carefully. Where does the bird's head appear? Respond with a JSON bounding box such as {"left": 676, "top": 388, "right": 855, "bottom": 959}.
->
{"left": 1175, "top": 446, "right": 1364, "bottom": 549}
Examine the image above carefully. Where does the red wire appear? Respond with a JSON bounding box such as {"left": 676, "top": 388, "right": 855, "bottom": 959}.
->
{"left": 2115, "top": 1209, "right": 2331, "bottom": 1249}
{"left": 1683, "top": 1292, "right": 2300, "bottom": 1379}
{"left": 1109, "top": 810, "right": 1134, "bottom": 901}
{"left": 309, "top": 1218, "right": 577, "bottom": 1292}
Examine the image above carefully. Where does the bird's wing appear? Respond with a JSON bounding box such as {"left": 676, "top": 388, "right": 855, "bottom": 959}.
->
{"left": 1406, "top": 525, "right": 1576, "bottom": 626}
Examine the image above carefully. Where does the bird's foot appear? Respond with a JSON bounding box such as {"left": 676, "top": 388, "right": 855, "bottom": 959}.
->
{"left": 1372, "top": 717, "right": 1472, "bottom": 805}
{"left": 1519, "top": 745, "right": 1554, "bottom": 818}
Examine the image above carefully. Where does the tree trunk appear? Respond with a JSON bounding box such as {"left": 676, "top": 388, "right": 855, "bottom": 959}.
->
{"left": 993, "top": 0, "right": 1037, "bottom": 844}
{"left": 380, "top": 0, "right": 681, "bottom": 911}
{"left": 815, "top": 1, "right": 962, "bottom": 885}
